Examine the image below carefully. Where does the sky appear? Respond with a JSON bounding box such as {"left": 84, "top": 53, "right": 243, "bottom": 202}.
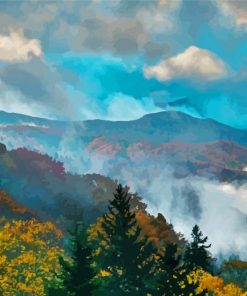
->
{"left": 0, "top": 0, "right": 247, "bottom": 128}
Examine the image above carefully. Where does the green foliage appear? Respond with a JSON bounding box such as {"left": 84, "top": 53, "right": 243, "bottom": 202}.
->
{"left": 52, "top": 222, "right": 97, "bottom": 296}
{"left": 220, "top": 259, "right": 247, "bottom": 291}
{"left": 95, "top": 184, "right": 158, "bottom": 295}
{"left": 2, "top": 179, "right": 247, "bottom": 296}
{"left": 157, "top": 243, "right": 207, "bottom": 296}
{"left": 157, "top": 243, "right": 184, "bottom": 295}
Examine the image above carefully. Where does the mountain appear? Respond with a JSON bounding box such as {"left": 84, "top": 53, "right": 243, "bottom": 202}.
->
{"left": 1, "top": 110, "right": 247, "bottom": 145}
{"left": 1, "top": 110, "right": 247, "bottom": 259}
{"left": 0, "top": 142, "right": 122, "bottom": 224}
{"left": 0, "top": 111, "right": 247, "bottom": 146}
{"left": 85, "top": 111, "right": 247, "bottom": 146}
{"left": 0, "top": 110, "right": 247, "bottom": 181}
{"left": 88, "top": 139, "right": 247, "bottom": 182}
{"left": 0, "top": 143, "right": 182, "bottom": 248}
{"left": 83, "top": 111, "right": 247, "bottom": 147}
{"left": 0, "top": 110, "right": 65, "bottom": 128}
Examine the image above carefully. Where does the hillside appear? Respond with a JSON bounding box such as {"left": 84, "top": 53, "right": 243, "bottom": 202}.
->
{"left": 88, "top": 138, "right": 247, "bottom": 181}
{"left": 0, "top": 144, "right": 183, "bottom": 249}
{"left": 84, "top": 111, "right": 247, "bottom": 146}
{"left": 1, "top": 110, "right": 247, "bottom": 147}
{"left": 0, "top": 110, "right": 247, "bottom": 181}
{"left": 0, "top": 142, "right": 120, "bottom": 224}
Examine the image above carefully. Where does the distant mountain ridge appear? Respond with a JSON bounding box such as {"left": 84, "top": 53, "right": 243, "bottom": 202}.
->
{"left": 0, "top": 110, "right": 247, "bottom": 145}
{"left": 0, "top": 110, "right": 247, "bottom": 181}
{"left": 88, "top": 138, "right": 247, "bottom": 182}
{"left": 1, "top": 110, "right": 247, "bottom": 255}
{"left": 83, "top": 111, "right": 247, "bottom": 146}
{"left": 0, "top": 110, "right": 65, "bottom": 127}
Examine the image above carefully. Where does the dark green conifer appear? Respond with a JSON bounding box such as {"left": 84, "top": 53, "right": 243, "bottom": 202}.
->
{"left": 157, "top": 243, "right": 183, "bottom": 295}
{"left": 50, "top": 222, "right": 97, "bottom": 296}
{"left": 98, "top": 184, "right": 157, "bottom": 295}
{"left": 158, "top": 242, "right": 207, "bottom": 296}
{"left": 184, "top": 224, "right": 214, "bottom": 272}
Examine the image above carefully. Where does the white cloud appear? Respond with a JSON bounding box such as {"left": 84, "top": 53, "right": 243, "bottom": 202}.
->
{"left": 0, "top": 79, "right": 54, "bottom": 119}
{"left": 0, "top": 30, "right": 42, "bottom": 62}
{"left": 122, "top": 167, "right": 247, "bottom": 258}
{"left": 102, "top": 93, "right": 162, "bottom": 121}
{"left": 215, "top": 0, "right": 247, "bottom": 29}
{"left": 143, "top": 46, "right": 227, "bottom": 82}
{"left": 136, "top": 0, "right": 181, "bottom": 35}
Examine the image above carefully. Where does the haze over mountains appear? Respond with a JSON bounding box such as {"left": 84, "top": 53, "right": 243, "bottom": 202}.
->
{"left": 1, "top": 109, "right": 247, "bottom": 257}
{"left": 0, "top": 141, "right": 120, "bottom": 224}
{"left": 1, "top": 110, "right": 247, "bottom": 145}
{"left": 0, "top": 110, "right": 247, "bottom": 179}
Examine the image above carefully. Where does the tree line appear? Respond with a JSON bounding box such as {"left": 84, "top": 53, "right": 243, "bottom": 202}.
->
{"left": 49, "top": 184, "right": 214, "bottom": 296}
{"left": 1, "top": 184, "right": 246, "bottom": 295}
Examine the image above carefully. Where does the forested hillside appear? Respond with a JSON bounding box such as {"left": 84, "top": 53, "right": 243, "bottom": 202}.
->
{"left": 0, "top": 134, "right": 247, "bottom": 295}
{"left": 1, "top": 185, "right": 247, "bottom": 295}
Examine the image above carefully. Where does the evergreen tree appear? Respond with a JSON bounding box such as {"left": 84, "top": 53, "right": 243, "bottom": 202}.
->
{"left": 50, "top": 222, "right": 97, "bottom": 296}
{"left": 184, "top": 224, "right": 214, "bottom": 272}
{"left": 97, "top": 184, "right": 158, "bottom": 295}
{"left": 157, "top": 243, "right": 183, "bottom": 295}
{"left": 157, "top": 243, "right": 207, "bottom": 296}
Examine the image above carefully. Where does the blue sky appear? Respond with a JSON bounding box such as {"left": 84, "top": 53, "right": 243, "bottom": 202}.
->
{"left": 0, "top": 0, "right": 247, "bottom": 128}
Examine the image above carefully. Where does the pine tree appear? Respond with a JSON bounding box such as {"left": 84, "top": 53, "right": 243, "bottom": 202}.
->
{"left": 97, "top": 184, "right": 158, "bottom": 295}
{"left": 51, "top": 222, "right": 97, "bottom": 296}
{"left": 184, "top": 224, "right": 214, "bottom": 272}
{"left": 157, "top": 243, "right": 207, "bottom": 296}
{"left": 157, "top": 243, "right": 183, "bottom": 295}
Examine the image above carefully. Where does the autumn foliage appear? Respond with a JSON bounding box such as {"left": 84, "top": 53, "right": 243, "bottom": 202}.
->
{"left": 0, "top": 218, "right": 63, "bottom": 295}
{"left": 190, "top": 269, "right": 247, "bottom": 296}
{"left": 136, "top": 211, "right": 184, "bottom": 248}
{"left": 1, "top": 186, "right": 247, "bottom": 295}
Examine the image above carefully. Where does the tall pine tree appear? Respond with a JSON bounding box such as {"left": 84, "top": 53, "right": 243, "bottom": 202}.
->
{"left": 157, "top": 243, "right": 207, "bottom": 296}
{"left": 50, "top": 222, "right": 97, "bottom": 296}
{"left": 184, "top": 224, "right": 214, "bottom": 272}
{"left": 157, "top": 243, "right": 184, "bottom": 295}
{"left": 96, "top": 184, "right": 158, "bottom": 295}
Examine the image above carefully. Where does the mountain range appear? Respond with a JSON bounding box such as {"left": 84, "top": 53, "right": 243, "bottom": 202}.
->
{"left": 1, "top": 110, "right": 247, "bottom": 257}
{"left": 0, "top": 110, "right": 246, "bottom": 182}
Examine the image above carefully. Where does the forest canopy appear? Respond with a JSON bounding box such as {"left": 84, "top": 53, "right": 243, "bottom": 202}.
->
{"left": 0, "top": 186, "right": 247, "bottom": 295}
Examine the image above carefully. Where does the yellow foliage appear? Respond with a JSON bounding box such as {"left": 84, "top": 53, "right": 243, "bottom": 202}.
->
{"left": 0, "top": 218, "right": 63, "bottom": 296}
{"left": 189, "top": 269, "right": 247, "bottom": 296}
{"left": 99, "top": 270, "right": 111, "bottom": 277}
{"left": 88, "top": 215, "right": 112, "bottom": 254}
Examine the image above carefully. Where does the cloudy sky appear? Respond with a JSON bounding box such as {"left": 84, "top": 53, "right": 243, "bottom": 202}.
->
{"left": 0, "top": 0, "right": 247, "bottom": 128}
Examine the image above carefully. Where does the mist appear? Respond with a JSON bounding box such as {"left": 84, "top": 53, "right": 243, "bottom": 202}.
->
{"left": 59, "top": 134, "right": 247, "bottom": 259}
{"left": 1, "top": 124, "right": 247, "bottom": 259}
{"left": 118, "top": 166, "right": 247, "bottom": 259}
